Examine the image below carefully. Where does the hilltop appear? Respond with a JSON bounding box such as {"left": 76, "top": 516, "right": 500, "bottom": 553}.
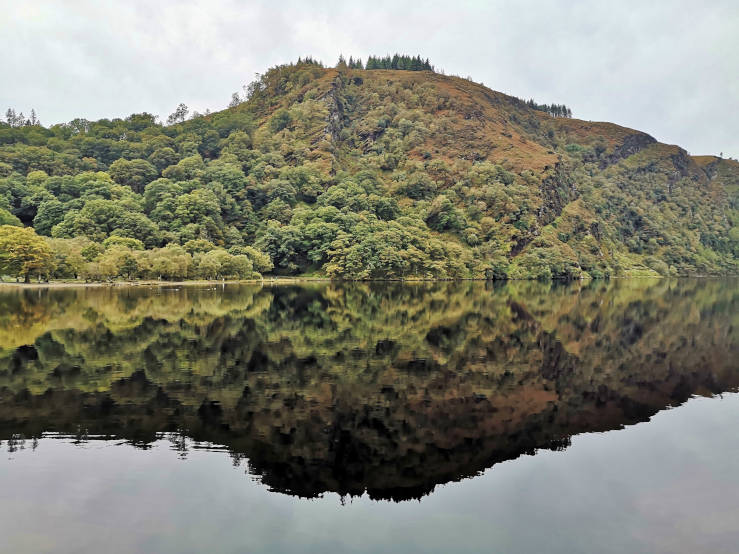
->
{"left": 1, "top": 58, "right": 737, "bottom": 280}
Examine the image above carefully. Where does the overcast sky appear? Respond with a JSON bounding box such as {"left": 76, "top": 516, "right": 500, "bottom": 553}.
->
{"left": 2, "top": 0, "right": 737, "bottom": 157}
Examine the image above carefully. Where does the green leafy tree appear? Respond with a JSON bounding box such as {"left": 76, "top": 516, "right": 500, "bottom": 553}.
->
{"left": 103, "top": 236, "right": 145, "bottom": 250}
{"left": 0, "top": 208, "right": 21, "bottom": 226}
{"left": 148, "top": 147, "right": 179, "bottom": 172}
{"left": 109, "top": 158, "right": 158, "bottom": 194}
{"left": 0, "top": 225, "right": 53, "bottom": 282}
{"left": 229, "top": 245, "right": 273, "bottom": 273}
{"left": 161, "top": 154, "right": 205, "bottom": 181}
{"left": 184, "top": 239, "right": 216, "bottom": 255}
{"left": 255, "top": 221, "right": 304, "bottom": 274}
{"left": 33, "top": 198, "right": 65, "bottom": 235}
{"left": 46, "top": 237, "right": 89, "bottom": 279}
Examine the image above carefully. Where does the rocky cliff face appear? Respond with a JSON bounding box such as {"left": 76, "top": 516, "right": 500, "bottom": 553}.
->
{"left": 600, "top": 132, "right": 657, "bottom": 168}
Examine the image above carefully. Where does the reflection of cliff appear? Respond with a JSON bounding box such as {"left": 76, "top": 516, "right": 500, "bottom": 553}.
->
{"left": 0, "top": 280, "right": 737, "bottom": 501}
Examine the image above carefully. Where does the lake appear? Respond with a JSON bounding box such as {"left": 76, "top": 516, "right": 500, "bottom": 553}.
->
{"left": 0, "top": 279, "right": 737, "bottom": 553}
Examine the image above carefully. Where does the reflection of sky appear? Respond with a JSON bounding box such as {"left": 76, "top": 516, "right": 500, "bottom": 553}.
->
{"left": 2, "top": 393, "right": 738, "bottom": 554}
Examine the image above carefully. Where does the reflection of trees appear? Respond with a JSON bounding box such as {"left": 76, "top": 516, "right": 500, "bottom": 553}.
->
{"left": 0, "top": 279, "right": 737, "bottom": 500}
{"left": 5, "top": 433, "right": 27, "bottom": 453}
{"left": 167, "top": 429, "right": 190, "bottom": 459}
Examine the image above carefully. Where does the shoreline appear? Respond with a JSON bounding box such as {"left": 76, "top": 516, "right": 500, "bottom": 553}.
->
{"left": 0, "top": 275, "right": 733, "bottom": 289}
{"left": 0, "top": 278, "right": 326, "bottom": 289}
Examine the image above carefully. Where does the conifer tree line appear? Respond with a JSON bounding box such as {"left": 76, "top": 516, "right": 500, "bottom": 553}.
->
{"left": 295, "top": 56, "right": 324, "bottom": 67}
{"left": 336, "top": 54, "right": 434, "bottom": 72}
{"left": 525, "top": 99, "right": 572, "bottom": 118}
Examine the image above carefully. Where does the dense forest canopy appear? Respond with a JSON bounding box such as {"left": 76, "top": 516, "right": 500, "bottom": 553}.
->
{"left": 0, "top": 56, "right": 737, "bottom": 281}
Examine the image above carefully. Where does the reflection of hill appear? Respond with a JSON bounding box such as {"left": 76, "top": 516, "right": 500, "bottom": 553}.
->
{"left": 0, "top": 280, "right": 737, "bottom": 501}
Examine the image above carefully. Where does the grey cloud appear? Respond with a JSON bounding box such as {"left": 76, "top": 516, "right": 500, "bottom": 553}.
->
{"left": 2, "top": 0, "right": 737, "bottom": 157}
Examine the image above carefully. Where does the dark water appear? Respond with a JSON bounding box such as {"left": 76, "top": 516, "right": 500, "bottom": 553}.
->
{"left": 0, "top": 279, "right": 737, "bottom": 553}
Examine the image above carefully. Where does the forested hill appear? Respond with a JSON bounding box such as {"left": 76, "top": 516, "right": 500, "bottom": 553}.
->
{"left": 1, "top": 58, "right": 737, "bottom": 281}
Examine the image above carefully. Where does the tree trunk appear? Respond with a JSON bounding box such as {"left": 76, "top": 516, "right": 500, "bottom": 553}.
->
{"left": 24, "top": 273, "right": 30, "bottom": 283}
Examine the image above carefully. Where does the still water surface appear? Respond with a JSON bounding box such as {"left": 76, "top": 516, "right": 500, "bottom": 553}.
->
{"left": 0, "top": 279, "right": 737, "bottom": 553}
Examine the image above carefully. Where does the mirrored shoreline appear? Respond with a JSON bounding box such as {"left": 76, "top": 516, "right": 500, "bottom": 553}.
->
{"left": 1, "top": 279, "right": 737, "bottom": 501}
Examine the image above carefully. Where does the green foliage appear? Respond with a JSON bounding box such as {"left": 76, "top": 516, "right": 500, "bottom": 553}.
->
{"left": 161, "top": 155, "right": 205, "bottom": 181}
{"left": 399, "top": 173, "right": 437, "bottom": 200}
{"left": 0, "top": 59, "right": 735, "bottom": 281}
{"left": 324, "top": 216, "right": 472, "bottom": 279}
{"left": 0, "top": 207, "right": 21, "bottom": 226}
{"left": 183, "top": 238, "right": 216, "bottom": 254}
{"left": 255, "top": 221, "right": 304, "bottom": 274}
{"left": 229, "top": 245, "right": 274, "bottom": 273}
{"left": 45, "top": 237, "right": 89, "bottom": 278}
{"left": 0, "top": 225, "right": 53, "bottom": 282}
{"left": 426, "top": 195, "right": 465, "bottom": 231}
{"left": 103, "top": 236, "right": 145, "bottom": 250}
{"left": 33, "top": 198, "right": 65, "bottom": 235}
{"left": 109, "top": 158, "right": 158, "bottom": 193}
{"left": 148, "top": 147, "right": 179, "bottom": 172}
{"left": 268, "top": 109, "right": 292, "bottom": 133}
{"left": 364, "top": 54, "right": 433, "bottom": 71}
{"left": 524, "top": 99, "right": 572, "bottom": 118}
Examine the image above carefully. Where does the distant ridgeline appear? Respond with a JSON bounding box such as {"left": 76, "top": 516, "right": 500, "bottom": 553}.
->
{"left": 0, "top": 55, "right": 737, "bottom": 282}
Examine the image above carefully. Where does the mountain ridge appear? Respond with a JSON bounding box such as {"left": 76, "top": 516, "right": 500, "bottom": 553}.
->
{"left": 0, "top": 60, "right": 736, "bottom": 280}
